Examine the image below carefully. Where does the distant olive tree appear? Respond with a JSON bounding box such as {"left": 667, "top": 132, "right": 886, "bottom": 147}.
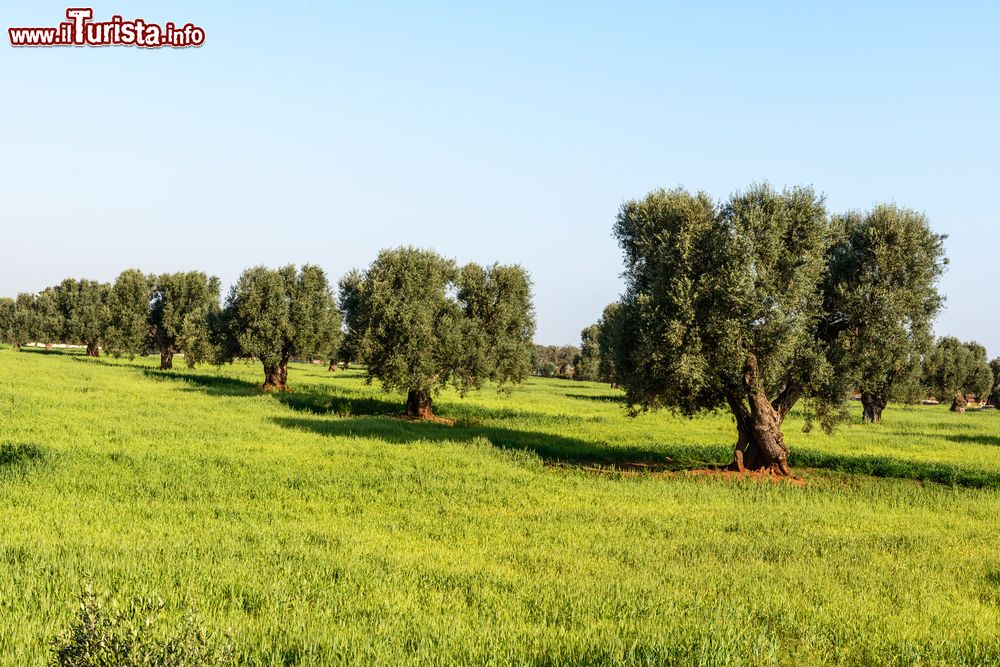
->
{"left": 573, "top": 324, "right": 601, "bottom": 381}
{"left": 56, "top": 279, "right": 111, "bottom": 357}
{"left": 824, "top": 204, "right": 947, "bottom": 423}
{"left": 990, "top": 357, "right": 1000, "bottom": 408}
{"left": 596, "top": 302, "right": 622, "bottom": 386}
{"left": 343, "top": 247, "right": 535, "bottom": 418}
{"left": 0, "top": 298, "right": 15, "bottom": 347}
{"left": 30, "top": 288, "right": 64, "bottom": 348}
{"left": 149, "top": 272, "right": 222, "bottom": 369}
{"left": 105, "top": 270, "right": 154, "bottom": 359}
{"left": 923, "top": 337, "right": 993, "bottom": 412}
{"left": 223, "top": 264, "right": 341, "bottom": 391}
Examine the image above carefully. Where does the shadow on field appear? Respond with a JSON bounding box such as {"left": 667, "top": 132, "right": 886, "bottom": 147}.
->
{"left": 790, "top": 449, "right": 1000, "bottom": 489}
{"left": 138, "top": 368, "right": 405, "bottom": 416}
{"left": 565, "top": 393, "right": 625, "bottom": 403}
{"left": 943, "top": 433, "right": 1000, "bottom": 448}
{"left": 271, "top": 414, "right": 689, "bottom": 469}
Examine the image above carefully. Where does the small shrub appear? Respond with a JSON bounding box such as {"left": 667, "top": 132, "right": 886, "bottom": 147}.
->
{"left": 51, "top": 585, "right": 233, "bottom": 666}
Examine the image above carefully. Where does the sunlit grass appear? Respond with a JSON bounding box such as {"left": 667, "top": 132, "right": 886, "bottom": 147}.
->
{"left": 0, "top": 346, "right": 998, "bottom": 665}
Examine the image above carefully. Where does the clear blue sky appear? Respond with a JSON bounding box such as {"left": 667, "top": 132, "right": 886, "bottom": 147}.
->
{"left": 2, "top": 1, "right": 998, "bottom": 354}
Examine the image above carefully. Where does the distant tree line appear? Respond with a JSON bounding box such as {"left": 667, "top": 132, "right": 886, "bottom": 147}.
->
{"left": 0, "top": 247, "right": 536, "bottom": 418}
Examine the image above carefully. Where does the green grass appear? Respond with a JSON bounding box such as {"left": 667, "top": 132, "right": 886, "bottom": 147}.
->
{"left": 1, "top": 346, "right": 999, "bottom": 665}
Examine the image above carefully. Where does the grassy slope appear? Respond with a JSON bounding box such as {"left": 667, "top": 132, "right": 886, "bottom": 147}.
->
{"left": 0, "top": 346, "right": 999, "bottom": 665}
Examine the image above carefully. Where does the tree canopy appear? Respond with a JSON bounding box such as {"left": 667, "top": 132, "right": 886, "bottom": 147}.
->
{"left": 223, "top": 264, "right": 341, "bottom": 391}
{"left": 611, "top": 184, "right": 947, "bottom": 474}
{"left": 343, "top": 247, "right": 535, "bottom": 418}
{"left": 824, "top": 204, "right": 947, "bottom": 422}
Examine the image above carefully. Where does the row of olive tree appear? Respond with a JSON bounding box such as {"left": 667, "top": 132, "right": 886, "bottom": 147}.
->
{"left": 0, "top": 247, "right": 536, "bottom": 418}
{"left": 586, "top": 185, "right": 951, "bottom": 475}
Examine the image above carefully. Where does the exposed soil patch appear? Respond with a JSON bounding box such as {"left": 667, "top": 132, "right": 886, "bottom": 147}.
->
{"left": 549, "top": 460, "right": 807, "bottom": 487}
{"left": 394, "top": 413, "right": 456, "bottom": 426}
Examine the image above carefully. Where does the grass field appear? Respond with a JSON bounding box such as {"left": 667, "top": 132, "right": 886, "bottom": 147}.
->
{"left": 1, "top": 346, "right": 999, "bottom": 665}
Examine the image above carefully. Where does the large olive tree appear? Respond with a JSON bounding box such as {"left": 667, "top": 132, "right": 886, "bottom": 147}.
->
{"left": 612, "top": 184, "right": 945, "bottom": 474}
{"left": 824, "top": 205, "right": 947, "bottom": 423}
{"left": 343, "top": 247, "right": 535, "bottom": 418}
{"left": 223, "top": 264, "right": 341, "bottom": 391}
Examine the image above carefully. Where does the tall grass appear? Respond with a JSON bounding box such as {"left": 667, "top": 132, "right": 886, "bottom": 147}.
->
{"left": 0, "top": 346, "right": 998, "bottom": 665}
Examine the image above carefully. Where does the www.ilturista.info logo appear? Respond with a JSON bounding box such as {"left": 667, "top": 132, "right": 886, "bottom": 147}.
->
{"left": 9, "top": 8, "right": 205, "bottom": 48}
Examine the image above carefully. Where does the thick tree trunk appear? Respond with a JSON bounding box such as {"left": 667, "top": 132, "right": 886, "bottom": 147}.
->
{"left": 861, "top": 390, "right": 887, "bottom": 423}
{"left": 406, "top": 389, "right": 433, "bottom": 419}
{"left": 86, "top": 341, "right": 100, "bottom": 358}
{"left": 726, "top": 378, "right": 794, "bottom": 476}
{"left": 159, "top": 347, "right": 174, "bottom": 370}
{"left": 262, "top": 351, "right": 291, "bottom": 392}
{"left": 951, "top": 391, "right": 967, "bottom": 413}
{"left": 328, "top": 359, "right": 338, "bottom": 372}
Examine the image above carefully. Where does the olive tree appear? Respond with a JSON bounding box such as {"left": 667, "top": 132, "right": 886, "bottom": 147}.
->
{"left": 989, "top": 357, "right": 1000, "bottom": 408}
{"left": 613, "top": 185, "right": 853, "bottom": 475}
{"left": 223, "top": 264, "right": 341, "bottom": 391}
{"left": 105, "top": 270, "right": 154, "bottom": 359}
{"left": 574, "top": 324, "right": 601, "bottom": 381}
{"left": 104, "top": 270, "right": 221, "bottom": 369}
{"left": 0, "top": 298, "right": 15, "bottom": 347}
{"left": 343, "top": 247, "right": 535, "bottom": 418}
{"left": 56, "top": 279, "right": 111, "bottom": 357}
{"left": 923, "top": 337, "right": 993, "bottom": 412}
{"left": 824, "top": 205, "right": 947, "bottom": 423}
{"left": 30, "top": 288, "right": 64, "bottom": 348}
{"left": 596, "top": 302, "right": 622, "bottom": 386}
{"left": 149, "top": 272, "right": 222, "bottom": 369}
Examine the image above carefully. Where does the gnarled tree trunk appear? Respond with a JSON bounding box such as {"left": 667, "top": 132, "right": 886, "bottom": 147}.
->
{"left": 861, "top": 390, "right": 887, "bottom": 423}
{"left": 159, "top": 347, "right": 174, "bottom": 370}
{"left": 262, "top": 350, "right": 291, "bottom": 392}
{"left": 328, "top": 359, "right": 338, "bottom": 372}
{"left": 86, "top": 341, "right": 100, "bottom": 358}
{"left": 406, "top": 389, "right": 433, "bottom": 419}
{"left": 950, "top": 391, "right": 968, "bottom": 413}
{"left": 726, "top": 356, "right": 796, "bottom": 476}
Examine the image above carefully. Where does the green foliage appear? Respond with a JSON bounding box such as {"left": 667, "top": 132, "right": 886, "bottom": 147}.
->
{"left": 345, "top": 247, "right": 535, "bottom": 401}
{"left": 51, "top": 585, "right": 232, "bottom": 667}
{"left": 613, "top": 185, "right": 838, "bottom": 423}
{"left": 105, "top": 270, "right": 154, "bottom": 358}
{"left": 55, "top": 279, "right": 111, "bottom": 351}
{"left": 0, "top": 297, "right": 15, "bottom": 345}
{"left": 924, "top": 337, "right": 994, "bottom": 402}
{"left": 990, "top": 358, "right": 1000, "bottom": 407}
{"left": 31, "top": 287, "right": 65, "bottom": 345}
{"left": 336, "top": 269, "right": 364, "bottom": 365}
{"left": 573, "top": 324, "right": 601, "bottom": 381}
{"left": 596, "top": 302, "right": 622, "bottom": 384}
{"left": 223, "top": 264, "right": 341, "bottom": 387}
{"left": 532, "top": 344, "right": 579, "bottom": 378}
{"left": 824, "top": 204, "right": 947, "bottom": 408}
{"left": 150, "top": 272, "right": 223, "bottom": 367}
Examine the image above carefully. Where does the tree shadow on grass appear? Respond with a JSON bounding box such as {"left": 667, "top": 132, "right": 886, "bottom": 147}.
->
{"left": 791, "top": 448, "right": 1000, "bottom": 489}
{"left": 137, "top": 367, "right": 404, "bottom": 416}
{"left": 942, "top": 433, "right": 1000, "bottom": 448}
{"left": 271, "top": 414, "right": 707, "bottom": 470}
{"left": 564, "top": 393, "right": 625, "bottom": 403}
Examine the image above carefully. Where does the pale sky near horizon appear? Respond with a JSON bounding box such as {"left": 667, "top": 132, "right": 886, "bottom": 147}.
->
{"left": 1, "top": 2, "right": 998, "bottom": 355}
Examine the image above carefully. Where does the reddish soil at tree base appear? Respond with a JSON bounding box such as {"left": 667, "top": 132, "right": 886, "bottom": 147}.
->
{"left": 550, "top": 461, "right": 807, "bottom": 487}
{"left": 395, "top": 413, "right": 456, "bottom": 426}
